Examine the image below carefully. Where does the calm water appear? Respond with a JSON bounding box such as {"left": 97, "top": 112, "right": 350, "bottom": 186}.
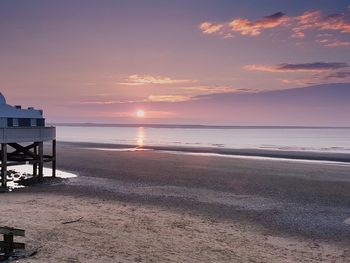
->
{"left": 56, "top": 126, "right": 350, "bottom": 153}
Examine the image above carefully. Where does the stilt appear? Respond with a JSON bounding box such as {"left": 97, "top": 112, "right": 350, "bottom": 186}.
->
{"left": 38, "top": 142, "right": 44, "bottom": 181}
{"left": 1, "top": 144, "right": 7, "bottom": 189}
{"left": 33, "top": 143, "right": 38, "bottom": 176}
{"left": 52, "top": 140, "right": 56, "bottom": 177}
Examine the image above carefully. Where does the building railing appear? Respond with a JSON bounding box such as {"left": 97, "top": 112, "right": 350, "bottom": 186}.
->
{"left": 0, "top": 127, "right": 56, "bottom": 143}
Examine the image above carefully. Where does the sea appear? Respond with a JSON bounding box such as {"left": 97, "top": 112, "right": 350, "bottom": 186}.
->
{"left": 56, "top": 125, "right": 350, "bottom": 154}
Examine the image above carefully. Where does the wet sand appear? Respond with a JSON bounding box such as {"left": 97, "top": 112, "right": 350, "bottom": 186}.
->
{"left": 1, "top": 141, "right": 350, "bottom": 262}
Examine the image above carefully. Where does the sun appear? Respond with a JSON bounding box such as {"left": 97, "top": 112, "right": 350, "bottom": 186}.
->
{"left": 136, "top": 110, "right": 145, "bottom": 118}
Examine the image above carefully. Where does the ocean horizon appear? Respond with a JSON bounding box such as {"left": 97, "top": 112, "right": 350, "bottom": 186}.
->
{"left": 52, "top": 123, "right": 350, "bottom": 129}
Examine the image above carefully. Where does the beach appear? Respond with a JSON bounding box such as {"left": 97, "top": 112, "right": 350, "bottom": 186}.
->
{"left": 2, "top": 0, "right": 350, "bottom": 262}
{"left": 1, "top": 141, "right": 350, "bottom": 262}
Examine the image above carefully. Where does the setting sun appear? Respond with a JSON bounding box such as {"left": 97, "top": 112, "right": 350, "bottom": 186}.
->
{"left": 136, "top": 110, "right": 145, "bottom": 118}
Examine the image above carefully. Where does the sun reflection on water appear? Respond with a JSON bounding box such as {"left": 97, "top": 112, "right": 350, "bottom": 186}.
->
{"left": 137, "top": 127, "right": 145, "bottom": 147}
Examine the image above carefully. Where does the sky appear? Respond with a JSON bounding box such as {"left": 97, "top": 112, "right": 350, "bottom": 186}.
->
{"left": 1, "top": 0, "right": 350, "bottom": 125}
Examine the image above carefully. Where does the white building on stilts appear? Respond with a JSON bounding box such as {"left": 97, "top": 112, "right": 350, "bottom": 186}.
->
{"left": 0, "top": 92, "right": 56, "bottom": 189}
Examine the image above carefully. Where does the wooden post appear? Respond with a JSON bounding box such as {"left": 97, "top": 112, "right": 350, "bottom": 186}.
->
{"left": 52, "top": 140, "right": 56, "bottom": 177}
{"left": 38, "top": 142, "right": 44, "bottom": 181}
{"left": 33, "top": 143, "right": 38, "bottom": 176}
{"left": 3, "top": 233, "right": 13, "bottom": 256}
{"left": 0, "top": 227, "right": 25, "bottom": 258}
{"left": 1, "top": 143, "right": 7, "bottom": 189}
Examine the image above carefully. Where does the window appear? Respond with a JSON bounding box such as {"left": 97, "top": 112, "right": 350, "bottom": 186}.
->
{"left": 30, "top": 118, "right": 37, "bottom": 127}
{"left": 13, "top": 118, "right": 19, "bottom": 127}
{"left": 37, "top": 118, "right": 45, "bottom": 127}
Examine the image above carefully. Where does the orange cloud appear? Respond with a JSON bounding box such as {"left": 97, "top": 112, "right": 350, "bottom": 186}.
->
{"left": 229, "top": 12, "right": 287, "bottom": 36}
{"left": 119, "top": 74, "right": 196, "bottom": 85}
{"left": 147, "top": 95, "right": 191, "bottom": 102}
{"left": 147, "top": 86, "right": 247, "bottom": 103}
{"left": 199, "top": 12, "right": 287, "bottom": 37}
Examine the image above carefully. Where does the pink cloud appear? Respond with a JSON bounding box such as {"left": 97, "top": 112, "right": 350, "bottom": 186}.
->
{"left": 292, "top": 11, "right": 350, "bottom": 38}
{"left": 199, "top": 22, "right": 224, "bottom": 34}
{"left": 280, "top": 69, "right": 350, "bottom": 86}
{"left": 97, "top": 110, "right": 176, "bottom": 119}
{"left": 244, "top": 62, "right": 349, "bottom": 73}
{"left": 199, "top": 9, "right": 350, "bottom": 47}
{"left": 318, "top": 39, "right": 350, "bottom": 48}
{"left": 118, "top": 74, "right": 196, "bottom": 85}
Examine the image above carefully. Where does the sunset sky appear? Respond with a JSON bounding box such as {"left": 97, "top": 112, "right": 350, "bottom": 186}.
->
{"left": 1, "top": 1, "right": 350, "bottom": 125}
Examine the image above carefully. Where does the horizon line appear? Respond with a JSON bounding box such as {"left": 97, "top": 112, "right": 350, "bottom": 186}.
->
{"left": 49, "top": 122, "right": 350, "bottom": 129}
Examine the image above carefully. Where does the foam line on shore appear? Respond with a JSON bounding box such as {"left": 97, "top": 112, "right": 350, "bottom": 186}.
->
{"left": 159, "top": 151, "right": 350, "bottom": 167}
{"left": 66, "top": 140, "right": 350, "bottom": 164}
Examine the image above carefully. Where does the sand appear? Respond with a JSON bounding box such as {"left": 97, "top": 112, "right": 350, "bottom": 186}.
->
{"left": 1, "top": 141, "right": 350, "bottom": 262}
{"left": 1, "top": 193, "right": 349, "bottom": 263}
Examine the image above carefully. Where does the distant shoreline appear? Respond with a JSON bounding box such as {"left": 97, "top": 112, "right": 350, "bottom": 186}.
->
{"left": 58, "top": 141, "right": 350, "bottom": 163}
{"left": 51, "top": 123, "right": 350, "bottom": 129}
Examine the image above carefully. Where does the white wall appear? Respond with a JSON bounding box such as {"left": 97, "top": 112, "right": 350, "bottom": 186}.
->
{"left": 0, "top": 103, "right": 43, "bottom": 118}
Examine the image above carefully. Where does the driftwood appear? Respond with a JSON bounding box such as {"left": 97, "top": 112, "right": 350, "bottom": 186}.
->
{"left": 61, "top": 217, "right": 83, "bottom": 225}
{"left": 28, "top": 250, "right": 38, "bottom": 257}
